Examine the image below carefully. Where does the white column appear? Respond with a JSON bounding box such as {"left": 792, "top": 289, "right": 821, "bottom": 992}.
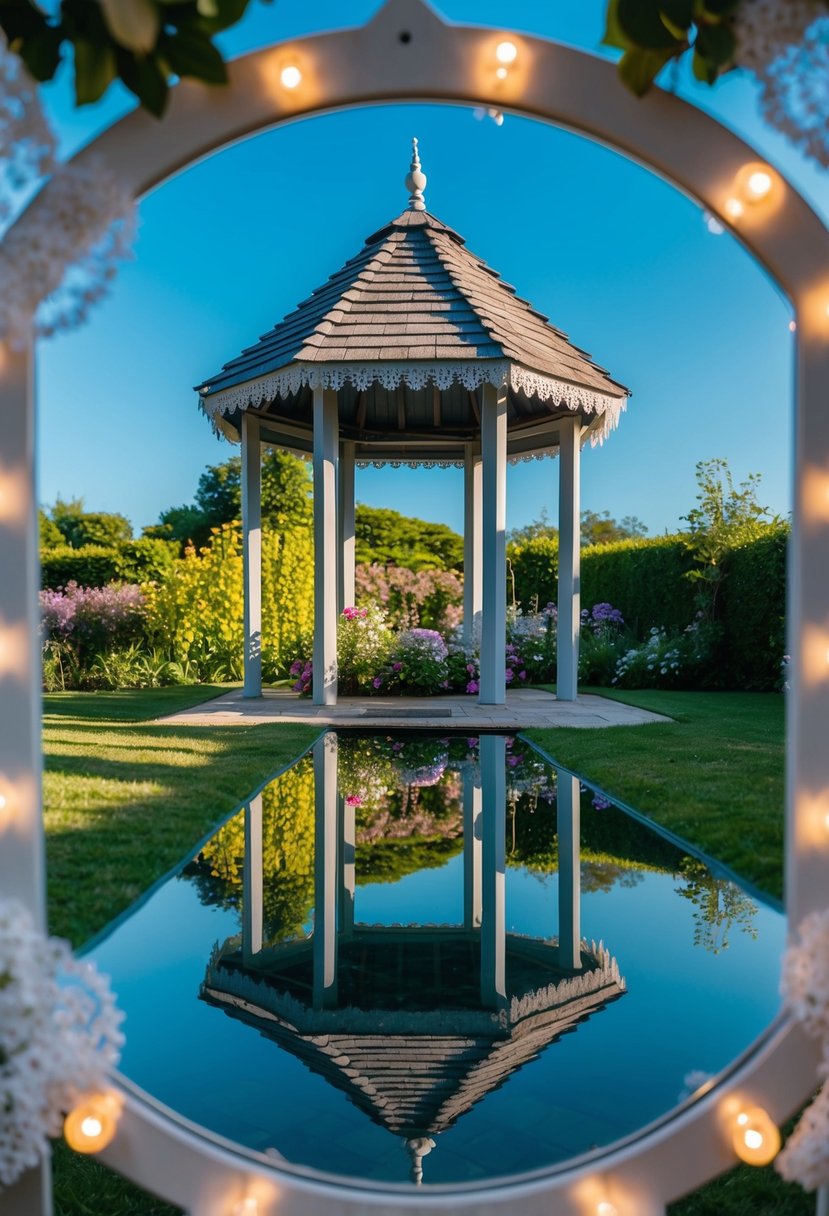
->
{"left": 313, "top": 388, "right": 339, "bottom": 705}
{"left": 480, "top": 735, "right": 506, "bottom": 1007}
{"left": 0, "top": 337, "right": 50, "bottom": 1215}
{"left": 479, "top": 384, "right": 507, "bottom": 704}
{"left": 242, "top": 794, "right": 263, "bottom": 965}
{"left": 557, "top": 416, "right": 581, "bottom": 702}
{"left": 462, "top": 769, "right": 482, "bottom": 929}
{"left": 556, "top": 771, "right": 582, "bottom": 971}
{"left": 338, "top": 440, "right": 356, "bottom": 613}
{"left": 340, "top": 792, "right": 355, "bottom": 937}
{"left": 241, "top": 412, "right": 262, "bottom": 698}
{"left": 313, "top": 734, "right": 339, "bottom": 1008}
{"left": 463, "top": 444, "right": 482, "bottom": 650}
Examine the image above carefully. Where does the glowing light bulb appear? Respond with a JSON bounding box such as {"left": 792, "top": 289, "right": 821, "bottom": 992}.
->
{"left": 495, "top": 65, "right": 508, "bottom": 79}
{"left": 725, "top": 197, "right": 744, "bottom": 220}
{"left": 597, "top": 1203, "right": 619, "bottom": 1216}
{"left": 746, "top": 170, "right": 772, "bottom": 200}
{"left": 279, "top": 64, "right": 302, "bottom": 89}
{"left": 0, "top": 782, "right": 11, "bottom": 831}
{"left": 233, "top": 1199, "right": 259, "bottom": 1216}
{"left": 495, "top": 40, "right": 518, "bottom": 65}
{"left": 732, "top": 1107, "right": 781, "bottom": 1166}
{"left": 64, "top": 1092, "right": 120, "bottom": 1154}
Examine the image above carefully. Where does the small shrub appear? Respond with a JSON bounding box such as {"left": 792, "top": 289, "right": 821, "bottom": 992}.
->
{"left": 612, "top": 627, "right": 685, "bottom": 689}
{"left": 383, "top": 628, "right": 450, "bottom": 694}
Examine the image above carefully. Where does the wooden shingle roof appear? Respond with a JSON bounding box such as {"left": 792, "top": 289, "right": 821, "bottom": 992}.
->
{"left": 197, "top": 144, "right": 630, "bottom": 459}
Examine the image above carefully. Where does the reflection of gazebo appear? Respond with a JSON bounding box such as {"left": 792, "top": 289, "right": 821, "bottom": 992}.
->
{"left": 201, "top": 735, "right": 626, "bottom": 1182}
{"left": 197, "top": 142, "right": 629, "bottom": 706}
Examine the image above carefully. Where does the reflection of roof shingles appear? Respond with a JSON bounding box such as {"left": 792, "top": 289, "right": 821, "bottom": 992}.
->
{"left": 202, "top": 938, "right": 625, "bottom": 1141}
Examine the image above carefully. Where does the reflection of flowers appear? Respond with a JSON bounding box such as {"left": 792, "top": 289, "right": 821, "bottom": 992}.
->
{"left": 0, "top": 899, "right": 124, "bottom": 1187}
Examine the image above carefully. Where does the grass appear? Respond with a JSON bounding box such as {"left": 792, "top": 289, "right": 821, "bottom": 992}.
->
{"left": 43, "top": 686, "right": 810, "bottom": 1215}
{"left": 529, "top": 687, "right": 785, "bottom": 898}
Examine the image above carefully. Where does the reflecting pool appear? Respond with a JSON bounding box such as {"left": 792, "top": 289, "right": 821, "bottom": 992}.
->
{"left": 87, "top": 731, "right": 784, "bottom": 1187}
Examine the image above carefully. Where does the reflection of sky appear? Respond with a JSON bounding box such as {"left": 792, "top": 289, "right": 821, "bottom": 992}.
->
{"left": 88, "top": 740, "right": 785, "bottom": 1187}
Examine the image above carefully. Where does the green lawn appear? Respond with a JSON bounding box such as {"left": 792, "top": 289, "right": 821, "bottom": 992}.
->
{"left": 44, "top": 686, "right": 810, "bottom": 1216}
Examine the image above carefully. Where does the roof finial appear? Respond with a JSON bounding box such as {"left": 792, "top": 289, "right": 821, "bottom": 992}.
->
{"left": 405, "top": 137, "right": 427, "bottom": 211}
{"left": 406, "top": 1137, "right": 435, "bottom": 1185}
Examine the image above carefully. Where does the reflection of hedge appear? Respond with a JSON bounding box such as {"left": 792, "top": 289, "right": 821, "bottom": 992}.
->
{"left": 185, "top": 756, "right": 316, "bottom": 943}
{"left": 718, "top": 524, "right": 787, "bottom": 690}
{"left": 580, "top": 536, "right": 696, "bottom": 635}
{"left": 41, "top": 539, "right": 177, "bottom": 589}
{"left": 356, "top": 837, "right": 464, "bottom": 884}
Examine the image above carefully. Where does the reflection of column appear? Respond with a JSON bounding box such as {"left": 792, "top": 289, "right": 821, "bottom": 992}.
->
{"left": 338, "top": 440, "right": 356, "bottom": 613}
{"left": 340, "top": 792, "right": 355, "bottom": 937}
{"left": 480, "top": 735, "right": 506, "bottom": 1007}
{"left": 241, "top": 411, "right": 262, "bottom": 698}
{"left": 463, "top": 444, "right": 482, "bottom": 649}
{"left": 557, "top": 771, "right": 582, "bottom": 971}
{"left": 313, "top": 735, "right": 339, "bottom": 1008}
{"left": 463, "top": 769, "right": 482, "bottom": 929}
{"left": 242, "top": 794, "right": 264, "bottom": 965}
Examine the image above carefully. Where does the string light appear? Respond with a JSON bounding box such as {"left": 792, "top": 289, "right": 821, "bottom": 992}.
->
{"left": 232, "top": 1199, "right": 259, "bottom": 1216}
{"left": 724, "top": 198, "right": 744, "bottom": 220}
{"left": 64, "top": 1092, "right": 121, "bottom": 1154}
{"left": 279, "top": 64, "right": 302, "bottom": 89}
{"left": 732, "top": 1107, "right": 781, "bottom": 1166}
{"left": 597, "top": 1203, "right": 619, "bottom": 1216}
{"left": 495, "top": 39, "right": 517, "bottom": 79}
{"left": 0, "top": 779, "right": 12, "bottom": 831}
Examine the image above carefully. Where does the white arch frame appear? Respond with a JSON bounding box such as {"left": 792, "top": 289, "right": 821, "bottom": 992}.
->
{"left": 2, "top": 1, "right": 829, "bottom": 1212}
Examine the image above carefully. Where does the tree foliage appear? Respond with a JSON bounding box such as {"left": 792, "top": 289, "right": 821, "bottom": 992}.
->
{"left": 147, "top": 450, "right": 313, "bottom": 552}
{"left": 47, "top": 496, "right": 133, "bottom": 548}
{"left": 355, "top": 505, "right": 463, "bottom": 571}
{"left": 0, "top": 0, "right": 257, "bottom": 117}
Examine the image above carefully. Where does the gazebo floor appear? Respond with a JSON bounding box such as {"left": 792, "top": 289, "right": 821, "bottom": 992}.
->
{"left": 156, "top": 687, "right": 669, "bottom": 730}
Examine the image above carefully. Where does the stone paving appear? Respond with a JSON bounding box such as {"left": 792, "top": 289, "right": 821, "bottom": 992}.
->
{"left": 157, "top": 687, "right": 670, "bottom": 730}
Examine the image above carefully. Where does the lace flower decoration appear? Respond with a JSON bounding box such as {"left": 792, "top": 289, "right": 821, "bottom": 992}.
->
{"left": 0, "top": 899, "right": 124, "bottom": 1189}
{"left": 0, "top": 44, "right": 56, "bottom": 226}
{"left": 780, "top": 907, "right": 829, "bottom": 1042}
{"left": 732, "top": 0, "right": 829, "bottom": 169}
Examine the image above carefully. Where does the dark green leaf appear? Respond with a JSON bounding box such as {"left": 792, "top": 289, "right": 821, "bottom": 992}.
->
{"left": 691, "top": 48, "right": 717, "bottom": 83}
{"left": 158, "top": 27, "right": 227, "bottom": 83}
{"left": 18, "top": 25, "right": 62, "bottom": 80}
{"left": 695, "top": 20, "right": 736, "bottom": 67}
{"left": 618, "top": 44, "right": 677, "bottom": 95}
{"left": 697, "top": 0, "right": 740, "bottom": 15}
{"left": 660, "top": 0, "right": 694, "bottom": 26}
{"left": 602, "top": 0, "right": 633, "bottom": 50}
{"left": 618, "top": 0, "right": 680, "bottom": 49}
{"left": 73, "top": 37, "right": 116, "bottom": 105}
{"left": 117, "top": 49, "right": 169, "bottom": 117}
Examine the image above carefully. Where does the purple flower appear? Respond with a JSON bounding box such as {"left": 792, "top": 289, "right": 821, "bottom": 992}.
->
{"left": 393, "top": 662, "right": 403, "bottom": 672}
{"left": 465, "top": 680, "right": 479, "bottom": 695}
{"left": 372, "top": 676, "right": 382, "bottom": 689}
{"left": 592, "top": 794, "right": 612, "bottom": 810}
{"left": 505, "top": 667, "right": 514, "bottom": 683}
{"left": 519, "top": 670, "right": 527, "bottom": 681}
{"left": 507, "top": 755, "right": 519, "bottom": 767}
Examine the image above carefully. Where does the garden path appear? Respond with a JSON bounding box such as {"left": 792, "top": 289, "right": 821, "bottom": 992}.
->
{"left": 155, "top": 688, "right": 670, "bottom": 730}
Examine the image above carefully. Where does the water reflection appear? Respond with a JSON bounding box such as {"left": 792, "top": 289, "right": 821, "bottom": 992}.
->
{"left": 89, "top": 731, "right": 781, "bottom": 1186}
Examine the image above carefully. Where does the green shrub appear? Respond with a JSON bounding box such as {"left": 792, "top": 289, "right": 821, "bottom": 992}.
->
{"left": 719, "top": 523, "right": 788, "bottom": 690}
{"left": 41, "top": 546, "right": 121, "bottom": 589}
{"left": 581, "top": 536, "right": 696, "bottom": 636}
{"left": 115, "top": 538, "right": 177, "bottom": 583}
{"left": 508, "top": 535, "right": 558, "bottom": 610}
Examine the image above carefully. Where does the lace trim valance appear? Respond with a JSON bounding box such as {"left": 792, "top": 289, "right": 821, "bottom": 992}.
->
{"left": 199, "top": 360, "right": 628, "bottom": 449}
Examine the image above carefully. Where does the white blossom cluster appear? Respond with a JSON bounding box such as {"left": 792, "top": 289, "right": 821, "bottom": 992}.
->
{"left": 733, "top": 0, "right": 829, "bottom": 167}
{"left": 0, "top": 44, "right": 56, "bottom": 226}
{"left": 0, "top": 43, "right": 137, "bottom": 347}
{"left": 776, "top": 907, "right": 829, "bottom": 1190}
{"left": 0, "top": 899, "right": 124, "bottom": 1189}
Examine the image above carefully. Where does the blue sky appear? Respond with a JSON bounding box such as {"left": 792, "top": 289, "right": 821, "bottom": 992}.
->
{"left": 35, "top": 0, "right": 828, "bottom": 538}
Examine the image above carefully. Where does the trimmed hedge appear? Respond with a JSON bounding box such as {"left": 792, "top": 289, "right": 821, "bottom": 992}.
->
{"left": 508, "top": 536, "right": 558, "bottom": 610}
{"left": 719, "top": 523, "right": 788, "bottom": 690}
{"left": 581, "top": 536, "right": 696, "bottom": 635}
{"left": 41, "top": 538, "right": 177, "bottom": 589}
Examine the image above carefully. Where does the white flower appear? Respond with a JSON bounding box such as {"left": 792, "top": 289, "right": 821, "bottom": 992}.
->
{"left": 0, "top": 899, "right": 124, "bottom": 1189}
{"left": 776, "top": 1080, "right": 829, "bottom": 1190}
{"left": 781, "top": 908, "right": 829, "bottom": 1041}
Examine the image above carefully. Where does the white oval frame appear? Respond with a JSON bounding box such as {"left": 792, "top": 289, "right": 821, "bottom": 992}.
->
{"left": 2, "top": 1, "right": 829, "bottom": 1212}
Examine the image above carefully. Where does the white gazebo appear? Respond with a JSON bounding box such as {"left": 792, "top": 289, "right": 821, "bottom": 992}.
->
{"left": 197, "top": 141, "right": 629, "bottom": 706}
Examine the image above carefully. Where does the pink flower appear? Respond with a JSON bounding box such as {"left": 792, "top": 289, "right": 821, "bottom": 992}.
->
{"left": 345, "top": 794, "right": 363, "bottom": 806}
{"left": 393, "top": 662, "right": 403, "bottom": 672}
{"left": 466, "top": 680, "right": 479, "bottom": 695}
